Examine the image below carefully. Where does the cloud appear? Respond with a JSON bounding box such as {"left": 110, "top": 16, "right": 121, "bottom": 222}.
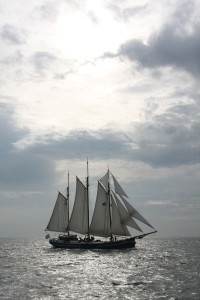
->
{"left": 16, "top": 91, "right": 200, "bottom": 169}
{"left": 118, "top": 22, "right": 200, "bottom": 77}
{"left": 130, "top": 97, "right": 200, "bottom": 167}
{"left": 1, "top": 96, "right": 199, "bottom": 236}
{"left": 0, "top": 100, "right": 55, "bottom": 192}
{"left": 35, "top": 2, "right": 59, "bottom": 21}
{"left": 0, "top": 24, "right": 26, "bottom": 45}
{"left": 30, "top": 51, "right": 56, "bottom": 73}
{"left": 109, "top": 3, "right": 148, "bottom": 20}
{"left": 147, "top": 200, "right": 178, "bottom": 206}
{"left": 101, "top": 1, "right": 200, "bottom": 78}
{"left": 18, "top": 129, "right": 128, "bottom": 161}
{"left": 0, "top": 100, "right": 27, "bottom": 155}
{"left": 0, "top": 50, "right": 23, "bottom": 66}
{"left": 1, "top": 91, "right": 199, "bottom": 194}
{"left": 0, "top": 154, "right": 55, "bottom": 191}
{"left": 0, "top": 0, "right": 199, "bottom": 238}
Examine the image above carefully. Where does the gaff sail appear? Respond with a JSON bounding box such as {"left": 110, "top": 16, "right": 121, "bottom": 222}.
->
{"left": 46, "top": 192, "right": 68, "bottom": 232}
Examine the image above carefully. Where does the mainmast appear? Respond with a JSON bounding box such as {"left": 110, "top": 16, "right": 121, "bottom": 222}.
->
{"left": 67, "top": 171, "right": 70, "bottom": 238}
{"left": 108, "top": 168, "right": 113, "bottom": 241}
{"left": 86, "top": 159, "right": 90, "bottom": 238}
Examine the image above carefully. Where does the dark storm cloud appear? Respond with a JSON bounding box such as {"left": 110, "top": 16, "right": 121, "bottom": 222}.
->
{"left": 118, "top": 22, "right": 200, "bottom": 77}
{"left": 103, "top": 1, "right": 200, "bottom": 78}
{"left": 131, "top": 98, "right": 200, "bottom": 167}
{"left": 21, "top": 94, "right": 200, "bottom": 169}
{"left": 21, "top": 129, "right": 128, "bottom": 161}
{"left": 0, "top": 24, "right": 26, "bottom": 45}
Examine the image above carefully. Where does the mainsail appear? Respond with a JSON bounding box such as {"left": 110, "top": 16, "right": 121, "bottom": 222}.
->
{"left": 68, "top": 177, "right": 89, "bottom": 234}
{"left": 46, "top": 192, "right": 68, "bottom": 232}
{"left": 90, "top": 181, "right": 111, "bottom": 237}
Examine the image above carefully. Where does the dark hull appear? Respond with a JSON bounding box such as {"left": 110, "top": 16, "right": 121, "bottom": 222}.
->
{"left": 49, "top": 237, "right": 136, "bottom": 250}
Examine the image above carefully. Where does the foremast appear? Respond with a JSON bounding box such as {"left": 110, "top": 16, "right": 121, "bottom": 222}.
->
{"left": 67, "top": 171, "right": 70, "bottom": 238}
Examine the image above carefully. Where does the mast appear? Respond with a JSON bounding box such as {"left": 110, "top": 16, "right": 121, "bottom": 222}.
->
{"left": 67, "top": 171, "right": 70, "bottom": 238}
{"left": 86, "top": 159, "right": 90, "bottom": 238}
{"left": 108, "top": 168, "right": 113, "bottom": 241}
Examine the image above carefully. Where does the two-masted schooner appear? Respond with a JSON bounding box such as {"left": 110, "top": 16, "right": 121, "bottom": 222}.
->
{"left": 45, "top": 162, "right": 157, "bottom": 249}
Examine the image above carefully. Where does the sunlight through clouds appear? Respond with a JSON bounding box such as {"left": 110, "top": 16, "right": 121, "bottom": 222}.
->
{"left": 0, "top": 0, "right": 200, "bottom": 237}
{"left": 55, "top": 2, "right": 130, "bottom": 59}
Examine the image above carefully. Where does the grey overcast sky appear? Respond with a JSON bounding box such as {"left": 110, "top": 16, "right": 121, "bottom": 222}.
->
{"left": 0, "top": 0, "right": 199, "bottom": 238}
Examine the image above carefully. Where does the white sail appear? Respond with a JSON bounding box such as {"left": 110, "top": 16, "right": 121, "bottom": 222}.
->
{"left": 111, "top": 173, "right": 128, "bottom": 197}
{"left": 46, "top": 165, "right": 156, "bottom": 246}
{"left": 46, "top": 192, "right": 68, "bottom": 232}
{"left": 120, "top": 195, "right": 155, "bottom": 229}
{"left": 90, "top": 181, "right": 111, "bottom": 237}
{"left": 113, "top": 194, "right": 143, "bottom": 232}
{"left": 99, "top": 171, "right": 109, "bottom": 191}
{"left": 69, "top": 177, "right": 89, "bottom": 234}
{"left": 111, "top": 195, "right": 130, "bottom": 236}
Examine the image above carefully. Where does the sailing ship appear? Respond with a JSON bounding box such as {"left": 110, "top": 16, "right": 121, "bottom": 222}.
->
{"left": 45, "top": 162, "right": 157, "bottom": 249}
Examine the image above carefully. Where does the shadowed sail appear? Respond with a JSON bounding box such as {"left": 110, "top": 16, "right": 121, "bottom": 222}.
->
{"left": 113, "top": 193, "right": 143, "bottom": 232}
{"left": 90, "top": 181, "right": 111, "bottom": 237}
{"left": 111, "top": 195, "right": 130, "bottom": 236}
{"left": 69, "top": 177, "right": 88, "bottom": 234}
{"left": 120, "top": 195, "right": 155, "bottom": 229}
{"left": 46, "top": 192, "right": 68, "bottom": 232}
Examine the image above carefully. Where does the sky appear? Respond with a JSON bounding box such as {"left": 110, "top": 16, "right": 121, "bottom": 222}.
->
{"left": 0, "top": 0, "right": 200, "bottom": 238}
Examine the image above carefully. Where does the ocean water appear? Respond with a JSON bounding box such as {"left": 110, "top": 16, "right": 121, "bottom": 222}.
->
{"left": 0, "top": 238, "right": 199, "bottom": 300}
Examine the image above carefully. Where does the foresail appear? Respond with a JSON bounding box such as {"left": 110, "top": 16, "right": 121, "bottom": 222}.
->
{"left": 90, "top": 181, "right": 111, "bottom": 237}
{"left": 46, "top": 192, "right": 68, "bottom": 232}
{"left": 113, "top": 194, "right": 143, "bottom": 232}
{"left": 111, "top": 195, "right": 130, "bottom": 236}
{"left": 111, "top": 173, "right": 128, "bottom": 197}
{"left": 120, "top": 195, "right": 155, "bottom": 229}
{"left": 69, "top": 177, "right": 88, "bottom": 234}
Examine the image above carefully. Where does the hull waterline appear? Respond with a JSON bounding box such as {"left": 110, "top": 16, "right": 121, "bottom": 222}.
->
{"left": 49, "top": 237, "right": 136, "bottom": 250}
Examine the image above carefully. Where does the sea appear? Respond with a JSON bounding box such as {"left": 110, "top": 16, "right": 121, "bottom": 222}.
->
{"left": 0, "top": 238, "right": 199, "bottom": 300}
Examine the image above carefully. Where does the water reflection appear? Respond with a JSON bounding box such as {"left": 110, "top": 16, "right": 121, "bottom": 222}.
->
{"left": 0, "top": 238, "right": 200, "bottom": 299}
